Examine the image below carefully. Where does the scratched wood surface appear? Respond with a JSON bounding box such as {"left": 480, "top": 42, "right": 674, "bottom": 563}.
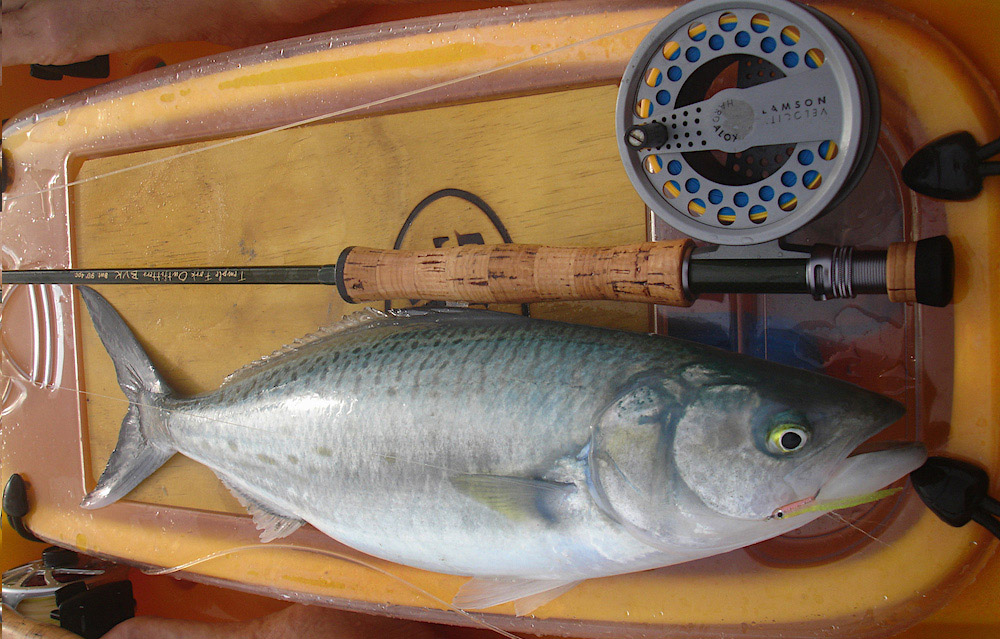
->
{"left": 72, "top": 84, "right": 649, "bottom": 513}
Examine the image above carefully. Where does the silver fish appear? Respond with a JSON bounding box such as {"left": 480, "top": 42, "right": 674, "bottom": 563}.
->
{"left": 79, "top": 287, "right": 925, "bottom": 613}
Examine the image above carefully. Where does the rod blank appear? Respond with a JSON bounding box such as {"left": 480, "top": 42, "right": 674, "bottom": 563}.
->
{"left": 2, "top": 266, "right": 338, "bottom": 286}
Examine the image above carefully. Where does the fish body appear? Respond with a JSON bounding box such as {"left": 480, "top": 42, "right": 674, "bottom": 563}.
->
{"left": 79, "top": 287, "right": 925, "bottom": 610}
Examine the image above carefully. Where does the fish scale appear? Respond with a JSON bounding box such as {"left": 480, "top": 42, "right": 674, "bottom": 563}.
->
{"left": 166, "top": 318, "right": 678, "bottom": 574}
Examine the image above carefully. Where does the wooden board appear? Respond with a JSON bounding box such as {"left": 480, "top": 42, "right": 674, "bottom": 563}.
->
{"left": 71, "top": 84, "right": 650, "bottom": 512}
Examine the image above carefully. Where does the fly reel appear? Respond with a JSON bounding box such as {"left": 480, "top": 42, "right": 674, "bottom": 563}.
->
{"left": 617, "top": 0, "right": 879, "bottom": 245}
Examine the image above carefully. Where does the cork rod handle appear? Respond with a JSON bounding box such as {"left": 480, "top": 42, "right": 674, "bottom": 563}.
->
{"left": 337, "top": 240, "right": 694, "bottom": 306}
{"left": 885, "top": 241, "right": 918, "bottom": 303}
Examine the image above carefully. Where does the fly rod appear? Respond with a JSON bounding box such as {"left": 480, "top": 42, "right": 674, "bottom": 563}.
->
{"left": 1, "top": 236, "right": 953, "bottom": 307}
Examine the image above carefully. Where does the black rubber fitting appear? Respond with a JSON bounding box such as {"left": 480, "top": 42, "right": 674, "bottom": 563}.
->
{"left": 3, "top": 473, "right": 43, "bottom": 542}
{"left": 911, "top": 457, "right": 990, "bottom": 528}
{"left": 1, "top": 147, "right": 10, "bottom": 194}
{"left": 43, "top": 545, "right": 79, "bottom": 568}
{"left": 57, "top": 580, "right": 137, "bottom": 639}
{"left": 903, "top": 131, "right": 998, "bottom": 201}
{"left": 30, "top": 55, "right": 111, "bottom": 81}
{"left": 914, "top": 235, "right": 954, "bottom": 307}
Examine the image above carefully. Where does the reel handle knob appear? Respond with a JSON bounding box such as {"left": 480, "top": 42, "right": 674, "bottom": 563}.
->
{"left": 336, "top": 241, "right": 694, "bottom": 306}
{"left": 625, "top": 123, "right": 670, "bottom": 150}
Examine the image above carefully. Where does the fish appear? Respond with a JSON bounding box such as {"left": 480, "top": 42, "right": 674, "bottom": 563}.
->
{"left": 78, "top": 286, "right": 926, "bottom": 614}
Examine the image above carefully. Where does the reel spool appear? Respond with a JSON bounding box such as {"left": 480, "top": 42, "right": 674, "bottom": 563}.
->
{"left": 617, "top": 0, "right": 879, "bottom": 245}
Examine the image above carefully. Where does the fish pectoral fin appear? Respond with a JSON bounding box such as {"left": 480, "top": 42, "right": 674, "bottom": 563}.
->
{"left": 454, "top": 577, "right": 581, "bottom": 616}
{"left": 449, "top": 474, "right": 575, "bottom": 522}
{"left": 220, "top": 478, "right": 304, "bottom": 543}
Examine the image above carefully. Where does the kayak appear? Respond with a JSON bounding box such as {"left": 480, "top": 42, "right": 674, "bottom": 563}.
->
{"left": 1, "top": 1, "right": 997, "bottom": 637}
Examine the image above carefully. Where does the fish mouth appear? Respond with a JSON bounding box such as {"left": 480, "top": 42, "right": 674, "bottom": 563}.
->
{"left": 772, "top": 441, "right": 927, "bottom": 520}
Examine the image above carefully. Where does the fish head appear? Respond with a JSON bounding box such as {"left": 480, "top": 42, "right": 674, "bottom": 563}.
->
{"left": 588, "top": 359, "right": 924, "bottom": 549}
{"left": 670, "top": 365, "right": 916, "bottom": 521}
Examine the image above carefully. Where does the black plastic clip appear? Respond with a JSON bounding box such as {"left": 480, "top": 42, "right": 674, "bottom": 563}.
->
{"left": 1, "top": 147, "right": 10, "bottom": 194}
{"left": 30, "top": 55, "right": 111, "bottom": 81}
{"left": 911, "top": 456, "right": 1000, "bottom": 539}
{"left": 3, "top": 474, "right": 43, "bottom": 542}
{"left": 54, "top": 580, "right": 136, "bottom": 639}
{"left": 902, "top": 131, "right": 1000, "bottom": 201}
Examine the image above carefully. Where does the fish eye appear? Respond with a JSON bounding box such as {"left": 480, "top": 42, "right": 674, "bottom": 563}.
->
{"left": 767, "top": 424, "right": 809, "bottom": 454}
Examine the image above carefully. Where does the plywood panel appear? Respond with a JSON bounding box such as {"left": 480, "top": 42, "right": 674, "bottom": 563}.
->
{"left": 72, "top": 84, "right": 649, "bottom": 511}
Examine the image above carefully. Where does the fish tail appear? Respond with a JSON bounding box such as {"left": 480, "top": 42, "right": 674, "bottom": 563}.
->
{"left": 78, "top": 287, "right": 177, "bottom": 509}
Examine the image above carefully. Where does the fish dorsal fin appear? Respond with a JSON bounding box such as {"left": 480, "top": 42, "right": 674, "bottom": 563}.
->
{"left": 219, "top": 476, "right": 304, "bottom": 543}
{"left": 221, "top": 308, "right": 390, "bottom": 387}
